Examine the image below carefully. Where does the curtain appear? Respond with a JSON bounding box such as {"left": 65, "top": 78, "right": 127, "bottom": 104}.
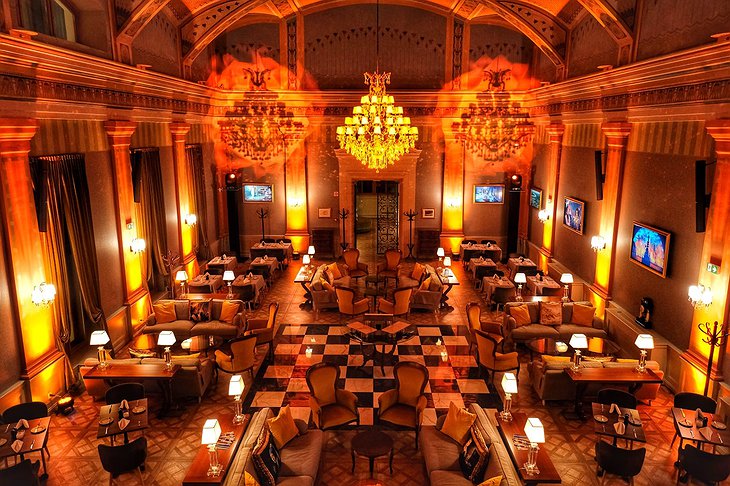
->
{"left": 131, "top": 148, "right": 168, "bottom": 291}
{"left": 186, "top": 144, "right": 212, "bottom": 260}
{"left": 31, "top": 153, "right": 106, "bottom": 387}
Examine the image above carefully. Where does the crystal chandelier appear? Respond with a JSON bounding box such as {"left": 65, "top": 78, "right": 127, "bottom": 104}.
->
{"left": 452, "top": 68, "right": 533, "bottom": 162}
{"left": 336, "top": 0, "right": 418, "bottom": 172}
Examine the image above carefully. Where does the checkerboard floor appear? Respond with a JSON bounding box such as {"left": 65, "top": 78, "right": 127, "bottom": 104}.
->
{"left": 242, "top": 323, "right": 502, "bottom": 425}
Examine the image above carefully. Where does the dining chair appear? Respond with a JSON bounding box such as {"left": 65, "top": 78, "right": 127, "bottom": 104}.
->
{"left": 481, "top": 239, "right": 497, "bottom": 245}
{"left": 2, "top": 401, "right": 51, "bottom": 471}
{"left": 595, "top": 441, "right": 646, "bottom": 485}
{"left": 244, "top": 302, "right": 279, "bottom": 360}
{"left": 105, "top": 383, "right": 145, "bottom": 405}
{"left": 462, "top": 239, "right": 477, "bottom": 245}
{"left": 306, "top": 362, "right": 359, "bottom": 429}
{"left": 377, "top": 249, "right": 402, "bottom": 288}
{"left": 238, "top": 283, "right": 257, "bottom": 312}
{"left": 489, "top": 285, "right": 515, "bottom": 312}
{"left": 671, "top": 392, "right": 717, "bottom": 449}
{"left": 474, "top": 329, "right": 519, "bottom": 384}
{"left": 676, "top": 444, "right": 730, "bottom": 485}
{"left": 596, "top": 388, "right": 638, "bottom": 410}
{"left": 377, "top": 287, "right": 413, "bottom": 318}
{"left": 378, "top": 361, "right": 429, "bottom": 449}
{"left": 214, "top": 334, "right": 257, "bottom": 382}
{"left": 0, "top": 459, "right": 40, "bottom": 485}
{"left": 98, "top": 436, "right": 147, "bottom": 485}
{"left": 335, "top": 286, "right": 370, "bottom": 321}
{"left": 342, "top": 248, "right": 368, "bottom": 280}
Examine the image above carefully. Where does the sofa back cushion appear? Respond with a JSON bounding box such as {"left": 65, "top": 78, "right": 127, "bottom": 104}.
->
{"left": 539, "top": 302, "right": 562, "bottom": 326}
{"left": 508, "top": 304, "right": 532, "bottom": 327}
{"left": 219, "top": 301, "right": 239, "bottom": 323}
{"left": 571, "top": 304, "right": 596, "bottom": 327}
{"left": 153, "top": 301, "right": 177, "bottom": 323}
{"left": 174, "top": 301, "right": 190, "bottom": 320}
{"left": 411, "top": 263, "right": 424, "bottom": 281}
{"left": 327, "top": 262, "right": 342, "bottom": 279}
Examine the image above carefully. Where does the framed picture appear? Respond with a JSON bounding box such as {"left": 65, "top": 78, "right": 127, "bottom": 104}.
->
{"left": 473, "top": 184, "right": 505, "bottom": 204}
{"left": 243, "top": 183, "right": 273, "bottom": 202}
{"left": 562, "top": 196, "right": 585, "bottom": 234}
{"left": 422, "top": 208, "right": 435, "bottom": 219}
{"left": 630, "top": 222, "right": 670, "bottom": 278}
{"left": 318, "top": 208, "right": 331, "bottom": 218}
{"left": 529, "top": 188, "right": 542, "bottom": 209}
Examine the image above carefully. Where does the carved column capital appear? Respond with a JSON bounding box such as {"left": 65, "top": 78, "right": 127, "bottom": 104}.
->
{"left": 546, "top": 123, "right": 565, "bottom": 143}
{"left": 601, "top": 122, "right": 632, "bottom": 146}
{"left": 706, "top": 120, "right": 730, "bottom": 155}
{"left": 104, "top": 121, "right": 137, "bottom": 146}
{"left": 0, "top": 118, "right": 38, "bottom": 155}
{"left": 170, "top": 122, "right": 191, "bottom": 142}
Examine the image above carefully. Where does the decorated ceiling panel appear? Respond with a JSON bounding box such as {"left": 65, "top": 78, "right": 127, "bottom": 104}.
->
{"left": 213, "top": 22, "right": 281, "bottom": 61}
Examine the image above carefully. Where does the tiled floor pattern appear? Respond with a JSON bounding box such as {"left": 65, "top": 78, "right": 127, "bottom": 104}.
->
{"left": 33, "top": 258, "right": 702, "bottom": 485}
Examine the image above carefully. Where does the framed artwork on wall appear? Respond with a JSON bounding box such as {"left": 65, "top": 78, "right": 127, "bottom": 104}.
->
{"left": 243, "top": 184, "right": 273, "bottom": 202}
{"left": 630, "top": 222, "right": 671, "bottom": 278}
{"left": 529, "top": 188, "right": 542, "bottom": 209}
{"left": 422, "top": 208, "right": 435, "bottom": 219}
{"left": 562, "top": 196, "right": 585, "bottom": 234}
{"left": 473, "top": 184, "right": 505, "bottom": 204}
{"left": 318, "top": 208, "right": 331, "bottom": 218}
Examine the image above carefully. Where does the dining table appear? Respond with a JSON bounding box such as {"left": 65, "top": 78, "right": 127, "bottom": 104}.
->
{"left": 591, "top": 402, "right": 646, "bottom": 447}
{"left": 97, "top": 398, "right": 149, "bottom": 443}
{"left": 207, "top": 256, "right": 237, "bottom": 273}
{"left": 467, "top": 257, "right": 498, "bottom": 283}
{"left": 250, "top": 256, "right": 279, "bottom": 278}
{"left": 0, "top": 416, "right": 51, "bottom": 477}
{"left": 526, "top": 275, "right": 562, "bottom": 296}
{"left": 231, "top": 273, "right": 266, "bottom": 303}
{"left": 482, "top": 276, "right": 516, "bottom": 303}
{"left": 188, "top": 274, "right": 223, "bottom": 294}
{"left": 671, "top": 407, "right": 729, "bottom": 450}
{"left": 460, "top": 243, "right": 502, "bottom": 263}
{"left": 249, "top": 242, "right": 292, "bottom": 263}
{"left": 507, "top": 257, "right": 537, "bottom": 278}
{"left": 294, "top": 265, "right": 316, "bottom": 307}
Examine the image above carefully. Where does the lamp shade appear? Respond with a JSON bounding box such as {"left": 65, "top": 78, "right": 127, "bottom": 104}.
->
{"left": 175, "top": 270, "right": 188, "bottom": 282}
{"left": 157, "top": 330, "right": 176, "bottom": 346}
{"left": 89, "top": 330, "right": 110, "bottom": 346}
{"left": 223, "top": 270, "right": 235, "bottom": 282}
{"left": 524, "top": 417, "right": 545, "bottom": 444}
{"left": 443, "top": 256, "right": 452, "bottom": 267}
{"left": 634, "top": 333, "right": 654, "bottom": 350}
{"left": 514, "top": 272, "right": 527, "bottom": 284}
{"left": 201, "top": 419, "right": 221, "bottom": 445}
{"left": 501, "top": 372, "right": 518, "bottom": 394}
{"left": 307, "top": 245, "right": 315, "bottom": 255}
{"left": 560, "top": 273, "right": 574, "bottom": 284}
{"left": 228, "top": 375, "right": 245, "bottom": 396}
{"left": 302, "top": 255, "right": 311, "bottom": 265}
{"left": 185, "top": 213, "right": 197, "bottom": 225}
{"left": 569, "top": 333, "right": 588, "bottom": 349}
{"left": 437, "top": 247, "right": 445, "bottom": 257}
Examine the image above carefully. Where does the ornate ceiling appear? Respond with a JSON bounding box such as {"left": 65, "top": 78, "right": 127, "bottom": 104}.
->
{"left": 113, "top": 0, "right": 634, "bottom": 80}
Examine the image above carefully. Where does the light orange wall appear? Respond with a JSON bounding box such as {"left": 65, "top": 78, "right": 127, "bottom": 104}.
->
{"left": 285, "top": 142, "right": 310, "bottom": 253}
{"left": 440, "top": 140, "right": 465, "bottom": 254}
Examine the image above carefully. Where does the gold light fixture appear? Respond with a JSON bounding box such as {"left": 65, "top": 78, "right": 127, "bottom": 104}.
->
{"left": 336, "top": 0, "right": 418, "bottom": 172}
{"left": 452, "top": 68, "right": 533, "bottom": 162}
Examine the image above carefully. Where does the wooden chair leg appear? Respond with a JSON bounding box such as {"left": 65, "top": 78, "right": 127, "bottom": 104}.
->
{"left": 137, "top": 467, "right": 145, "bottom": 485}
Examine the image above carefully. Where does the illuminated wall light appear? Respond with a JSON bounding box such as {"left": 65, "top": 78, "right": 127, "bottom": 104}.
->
{"left": 590, "top": 235, "right": 607, "bottom": 252}
{"left": 31, "top": 282, "right": 56, "bottom": 307}
{"left": 184, "top": 213, "right": 197, "bottom": 226}
{"left": 538, "top": 196, "right": 553, "bottom": 223}
{"left": 129, "top": 237, "right": 146, "bottom": 254}
{"left": 688, "top": 284, "right": 712, "bottom": 308}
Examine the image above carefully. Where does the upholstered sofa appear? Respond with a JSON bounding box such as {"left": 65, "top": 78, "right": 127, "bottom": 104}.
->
{"left": 223, "top": 408, "right": 324, "bottom": 486}
{"left": 419, "top": 403, "right": 521, "bottom": 486}
{"left": 409, "top": 264, "right": 443, "bottom": 313}
{"left": 80, "top": 355, "right": 215, "bottom": 402}
{"left": 528, "top": 356, "right": 665, "bottom": 404}
{"left": 503, "top": 301, "right": 606, "bottom": 344}
{"left": 308, "top": 263, "right": 352, "bottom": 313}
{"left": 398, "top": 262, "right": 426, "bottom": 289}
{"left": 142, "top": 299, "right": 244, "bottom": 338}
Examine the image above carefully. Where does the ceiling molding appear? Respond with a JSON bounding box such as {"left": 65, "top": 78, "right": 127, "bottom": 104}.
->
{"left": 577, "top": 0, "right": 633, "bottom": 64}
{"left": 116, "top": 0, "right": 174, "bottom": 63}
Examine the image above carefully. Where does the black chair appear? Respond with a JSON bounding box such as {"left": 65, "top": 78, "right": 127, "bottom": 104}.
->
{"left": 263, "top": 238, "right": 276, "bottom": 243}
{"left": 595, "top": 441, "right": 645, "bottom": 485}
{"left": 677, "top": 445, "right": 730, "bottom": 485}
{"left": 105, "top": 383, "right": 145, "bottom": 405}
{"left": 2, "top": 401, "right": 48, "bottom": 423}
{"left": 98, "top": 436, "right": 147, "bottom": 484}
{"left": 596, "top": 388, "right": 638, "bottom": 410}
{"left": 0, "top": 459, "right": 40, "bottom": 485}
{"left": 281, "top": 238, "right": 292, "bottom": 244}
{"left": 462, "top": 239, "right": 478, "bottom": 245}
{"left": 671, "top": 392, "right": 717, "bottom": 448}
{"left": 481, "top": 239, "right": 497, "bottom": 245}
{"left": 238, "top": 283, "right": 257, "bottom": 311}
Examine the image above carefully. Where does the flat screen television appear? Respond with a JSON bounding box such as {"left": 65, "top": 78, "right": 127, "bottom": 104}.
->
{"left": 630, "top": 222, "right": 670, "bottom": 278}
{"left": 562, "top": 196, "right": 585, "bottom": 234}
{"left": 243, "top": 184, "right": 273, "bottom": 202}
{"left": 473, "top": 184, "right": 504, "bottom": 204}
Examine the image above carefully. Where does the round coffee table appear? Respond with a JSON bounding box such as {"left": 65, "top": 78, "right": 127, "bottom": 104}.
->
{"left": 525, "top": 337, "right": 621, "bottom": 359}
{"left": 351, "top": 430, "right": 393, "bottom": 478}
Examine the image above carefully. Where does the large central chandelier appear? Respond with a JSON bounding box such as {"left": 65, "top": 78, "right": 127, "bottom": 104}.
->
{"left": 452, "top": 68, "right": 533, "bottom": 162}
{"left": 336, "top": 0, "right": 418, "bottom": 172}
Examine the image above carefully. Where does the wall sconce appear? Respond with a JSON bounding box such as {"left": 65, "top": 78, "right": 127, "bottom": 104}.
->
{"left": 590, "top": 235, "right": 607, "bottom": 252}
{"left": 130, "top": 237, "right": 146, "bottom": 254}
{"left": 184, "top": 213, "right": 197, "bottom": 226}
{"left": 537, "top": 209, "right": 550, "bottom": 223}
{"left": 688, "top": 284, "right": 712, "bottom": 308}
{"left": 31, "top": 282, "right": 56, "bottom": 306}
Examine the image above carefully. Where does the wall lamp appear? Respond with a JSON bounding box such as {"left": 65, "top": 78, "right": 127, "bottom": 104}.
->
{"left": 184, "top": 213, "right": 197, "bottom": 226}
{"left": 590, "top": 235, "right": 607, "bottom": 252}
{"left": 31, "top": 282, "right": 56, "bottom": 306}
{"left": 130, "top": 237, "right": 146, "bottom": 254}
{"left": 688, "top": 284, "right": 712, "bottom": 308}
{"left": 538, "top": 196, "right": 552, "bottom": 223}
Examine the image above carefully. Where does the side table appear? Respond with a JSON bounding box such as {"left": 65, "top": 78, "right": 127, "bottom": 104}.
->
{"left": 351, "top": 430, "right": 394, "bottom": 478}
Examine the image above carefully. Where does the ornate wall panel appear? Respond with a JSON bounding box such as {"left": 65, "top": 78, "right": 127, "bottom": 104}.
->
{"left": 132, "top": 13, "right": 181, "bottom": 76}
{"left": 567, "top": 13, "right": 618, "bottom": 77}
{"left": 303, "top": 4, "right": 446, "bottom": 90}
{"left": 213, "top": 22, "right": 280, "bottom": 61}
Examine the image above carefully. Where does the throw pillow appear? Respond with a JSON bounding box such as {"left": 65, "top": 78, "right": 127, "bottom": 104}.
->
{"left": 478, "top": 476, "right": 503, "bottom": 486}
{"left": 219, "top": 301, "right": 239, "bottom": 323}
{"left": 267, "top": 405, "right": 299, "bottom": 449}
{"left": 324, "top": 269, "right": 335, "bottom": 284}
{"left": 508, "top": 304, "right": 532, "bottom": 326}
{"left": 152, "top": 302, "right": 176, "bottom": 323}
{"left": 420, "top": 276, "right": 432, "bottom": 291}
{"left": 322, "top": 280, "right": 335, "bottom": 294}
{"left": 440, "top": 401, "right": 477, "bottom": 445}
{"left": 311, "top": 278, "right": 323, "bottom": 291}
{"left": 571, "top": 303, "right": 596, "bottom": 327}
{"left": 411, "top": 263, "right": 424, "bottom": 281}
{"left": 435, "top": 413, "right": 447, "bottom": 430}
{"left": 327, "top": 262, "right": 342, "bottom": 279}
{"left": 459, "top": 426, "right": 490, "bottom": 483}
{"left": 428, "top": 277, "right": 442, "bottom": 292}
{"left": 190, "top": 301, "right": 210, "bottom": 323}
{"left": 252, "top": 429, "right": 281, "bottom": 486}
{"left": 170, "top": 354, "right": 201, "bottom": 368}
{"left": 539, "top": 302, "right": 563, "bottom": 326}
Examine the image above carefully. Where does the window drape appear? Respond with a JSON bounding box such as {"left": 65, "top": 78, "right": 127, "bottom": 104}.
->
{"left": 186, "top": 144, "right": 211, "bottom": 260}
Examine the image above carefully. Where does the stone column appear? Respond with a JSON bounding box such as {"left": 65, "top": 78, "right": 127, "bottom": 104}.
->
{"left": 170, "top": 123, "right": 198, "bottom": 275}
{"left": 284, "top": 142, "right": 309, "bottom": 254}
{"left": 441, "top": 139, "right": 465, "bottom": 255}
{"left": 537, "top": 124, "right": 565, "bottom": 269}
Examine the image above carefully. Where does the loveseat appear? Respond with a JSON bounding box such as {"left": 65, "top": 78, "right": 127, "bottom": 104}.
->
{"left": 142, "top": 299, "right": 244, "bottom": 338}
{"left": 409, "top": 264, "right": 443, "bottom": 314}
{"left": 223, "top": 408, "right": 324, "bottom": 486}
{"left": 419, "top": 403, "right": 521, "bottom": 486}
{"left": 503, "top": 301, "right": 606, "bottom": 344}
{"left": 528, "top": 356, "right": 665, "bottom": 404}
{"left": 308, "top": 263, "right": 352, "bottom": 313}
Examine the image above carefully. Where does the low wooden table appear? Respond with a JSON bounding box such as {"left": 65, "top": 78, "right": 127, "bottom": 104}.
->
{"left": 494, "top": 412, "right": 561, "bottom": 485}
{"left": 182, "top": 413, "right": 251, "bottom": 486}
{"left": 351, "top": 430, "right": 394, "bottom": 478}
{"left": 525, "top": 337, "right": 621, "bottom": 360}
{"left": 294, "top": 265, "right": 316, "bottom": 307}
{"left": 84, "top": 363, "right": 180, "bottom": 417}
{"left": 564, "top": 367, "right": 662, "bottom": 419}
{"left": 591, "top": 403, "right": 645, "bottom": 447}
{"left": 0, "top": 416, "right": 51, "bottom": 478}
{"left": 347, "top": 320, "right": 413, "bottom": 374}
{"left": 97, "top": 398, "right": 149, "bottom": 443}
{"left": 437, "top": 272, "right": 460, "bottom": 310}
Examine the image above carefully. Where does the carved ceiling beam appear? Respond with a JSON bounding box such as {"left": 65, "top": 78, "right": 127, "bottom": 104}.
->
{"left": 268, "top": 0, "right": 296, "bottom": 17}
{"left": 577, "top": 0, "right": 633, "bottom": 65}
{"left": 116, "top": 0, "right": 173, "bottom": 65}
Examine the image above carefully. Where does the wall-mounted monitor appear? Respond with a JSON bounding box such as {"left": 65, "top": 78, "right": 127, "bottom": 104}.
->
{"left": 243, "top": 184, "right": 273, "bottom": 202}
{"left": 630, "top": 222, "right": 670, "bottom": 278}
{"left": 473, "top": 184, "right": 504, "bottom": 204}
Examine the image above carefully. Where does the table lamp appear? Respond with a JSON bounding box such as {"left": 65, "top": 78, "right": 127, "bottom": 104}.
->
{"left": 228, "top": 374, "right": 245, "bottom": 424}
{"left": 500, "top": 372, "right": 518, "bottom": 421}
{"left": 201, "top": 419, "right": 223, "bottom": 477}
{"left": 223, "top": 270, "right": 235, "bottom": 299}
{"left": 514, "top": 272, "right": 527, "bottom": 302}
{"left": 90, "top": 330, "right": 110, "bottom": 369}
{"left": 157, "top": 330, "right": 176, "bottom": 370}
{"left": 176, "top": 270, "right": 189, "bottom": 298}
{"left": 437, "top": 247, "right": 445, "bottom": 263}
{"left": 524, "top": 417, "right": 545, "bottom": 475}
{"left": 443, "top": 256, "right": 452, "bottom": 276}
{"left": 302, "top": 254, "right": 311, "bottom": 268}
{"left": 307, "top": 245, "right": 315, "bottom": 257}
{"left": 634, "top": 333, "right": 654, "bottom": 373}
{"left": 560, "top": 273, "right": 573, "bottom": 302}
{"left": 569, "top": 333, "right": 588, "bottom": 371}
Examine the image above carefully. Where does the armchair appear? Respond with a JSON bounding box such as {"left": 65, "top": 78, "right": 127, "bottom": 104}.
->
{"left": 342, "top": 248, "right": 368, "bottom": 280}
{"left": 474, "top": 329, "right": 519, "bottom": 384}
{"left": 378, "top": 287, "right": 413, "bottom": 317}
{"left": 335, "top": 286, "right": 370, "bottom": 319}
{"left": 377, "top": 249, "right": 402, "bottom": 287}
{"left": 465, "top": 302, "right": 504, "bottom": 355}
{"left": 244, "top": 302, "right": 278, "bottom": 360}
{"left": 378, "top": 361, "right": 429, "bottom": 448}
{"left": 306, "top": 362, "right": 359, "bottom": 429}
{"left": 214, "top": 334, "right": 257, "bottom": 382}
